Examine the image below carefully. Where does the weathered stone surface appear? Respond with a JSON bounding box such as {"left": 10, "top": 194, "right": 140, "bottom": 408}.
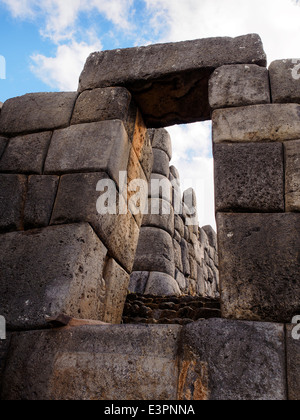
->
{"left": 0, "top": 333, "right": 11, "bottom": 382}
{"left": 129, "top": 272, "right": 150, "bottom": 294}
{"left": 213, "top": 104, "right": 300, "bottom": 143}
{"left": 133, "top": 227, "right": 175, "bottom": 277}
{"left": 214, "top": 142, "right": 284, "bottom": 212}
{"left": 175, "top": 270, "right": 187, "bottom": 293}
{"left": 71, "top": 87, "right": 137, "bottom": 138}
{"left": 51, "top": 172, "right": 139, "bottom": 273}
{"left": 142, "top": 198, "right": 174, "bottom": 236}
{"left": 202, "top": 225, "right": 217, "bottom": 249}
{"left": 152, "top": 148, "right": 170, "bottom": 178}
{"left": 217, "top": 213, "right": 300, "bottom": 323}
{"left": 284, "top": 140, "right": 300, "bottom": 211}
{"left": 181, "top": 319, "right": 286, "bottom": 400}
{"left": 269, "top": 59, "right": 300, "bottom": 104}
{"left": 151, "top": 129, "right": 172, "bottom": 160}
{"left": 0, "top": 132, "right": 52, "bottom": 174}
{"left": 149, "top": 174, "right": 173, "bottom": 203}
{"left": 102, "top": 259, "right": 130, "bottom": 324}
{"left": 0, "top": 136, "right": 7, "bottom": 158}
{"left": 286, "top": 324, "right": 300, "bottom": 400}
{"left": 173, "top": 240, "right": 183, "bottom": 273}
{"left": 0, "top": 325, "right": 182, "bottom": 400}
{"left": 209, "top": 64, "right": 270, "bottom": 109}
{"left": 78, "top": 34, "right": 266, "bottom": 127}
{"left": 24, "top": 175, "right": 59, "bottom": 229}
{"left": 0, "top": 223, "right": 108, "bottom": 330}
{"left": 181, "top": 239, "right": 191, "bottom": 277}
{"left": 0, "top": 92, "right": 77, "bottom": 135}
{"left": 44, "top": 120, "right": 130, "bottom": 187}
{"left": 174, "top": 214, "right": 185, "bottom": 237}
{"left": 145, "top": 272, "right": 181, "bottom": 297}
{"left": 0, "top": 174, "right": 27, "bottom": 233}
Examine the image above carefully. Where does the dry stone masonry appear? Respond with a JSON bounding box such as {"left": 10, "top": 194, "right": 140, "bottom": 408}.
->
{"left": 0, "top": 34, "right": 299, "bottom": 400}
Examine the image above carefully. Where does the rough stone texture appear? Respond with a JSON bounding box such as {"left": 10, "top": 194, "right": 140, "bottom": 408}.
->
{"left": 0, "top": 174, "right": 27, "bottom": 233}
{"left": 44, "top": 120, "right": 130, "bottom": 188}
{"left": 214, "top": 142, "right": 284, "bottom": 212}
{"left": 142, "top": 198, "right": 175, "bottom": 236}
{"left": 78, "top": 34, "right": 266, "bottom": 127}
{"left": 0, "top": 223, "right": 108, "bottom": 330}
{"left": 132, "top": 110, "right": 153, "bottom": 180}
{"left": 213, "top": 104, "right": 300, "bottom": 143}
{"left": 0, "top": 132, "right": 52, "bottom": 174}
{"left": 151, "top": 129, "right": 172, "bottom": 160}
{"left": 217, "top": 213, "right": 300, "bottom": 323}
{"left": 209, "top": 64, "right": 270, "bottom": 109}
{"left": 181, "top": 319, "right": 286, "bottom": 400}
{"left": 51, "top": 172, "right": 140, "bottom": 273}
{"left": 0, "top": 136, "right": 7, "bottom": 159}
{"left": 269, "top": 59, "right": 300, "bottom": 104}
{"left": 286, "top": 324, "right": 300, "bottom": 401}
{"left": 133, "top": 227, "right": 175, "bottom": 277}
{"left": 0, "top": 92, "right": 77, "bottom": 135}
{"left": 0, "top": 333, "right": 11, "bottom": 382}
{"left": 0, "top": 325, "right": 182, "bottom": 400}
{"left": 128, "top": 272, "right": 150, "bottom": 294}
{"left": 145, "top": 272, "right": 181, "bottom": 297}
{"left": 24, "top": 175, "right": 59, "bottom": 229}
{"left": 152, "top": 148, "right": 170, "bottom": 178}
{"left": 284, "top": 140, "right": 300, "bottom": 212}
{"left": 102, "top": 259, "right": 130, "bottom": 324}
{"left": 149, "top": 173, "right": 173, "bottom": 203}
{"left": 71, "top": 87, "right": 137, "bottom": 138}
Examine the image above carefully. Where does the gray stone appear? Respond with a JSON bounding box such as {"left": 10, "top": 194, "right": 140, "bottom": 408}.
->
{"left": 213, "top": 104, "right": 300, "bottom": 143}
{"left": 133, "top": 227, "right": 175, "bottom": 277}
{"left": 71, "top": 87, "right": 137, "bottom": 137}
{"left": 174, "top": 214, "right": 185, "bottom": 237}
{"left": 145, "top": 272, "right": 181, "bottom": 296}
{"left": 209, "top": 64, "right": 270, "bottom": 109}
{"left": 180, "top": 319, "right": 286, "bottom": 400}
{"left": 1, "top": 325, "right": 182, "bottom": 400}
{"left": 0, "top": 174, "right": 27, "bottom": 233}
{"left": 214, "top": 142, "right": 285, "bottom": 212}
{"left": 152, "top": 148, "right": 170, "bottom": 178}
{"left": 170, "top": 165, "right": 180, "bottom": 181}
{"left": 102, "top": 259, "right": 130, "bottom": 324}
{"left": 50, "top": 172, "right": 140, "bottom": 273}
{"left": 0, "top": 136, "right": 7, "bottom": 158}
{"left": 152, "top": 129, "right": 172, "bottom": 160}
{"left": 269, "top": 59, "right": 300, "bottom": 104}
{"left": 217, "top": 213, "right": 300, "bottom": 323}
{"left": 24, "top": 175, "right": 59, "bottom": 229}
{"left": 0, "top": 132, "right": 52, "bottom": 174}
{"left": 148, "top": 174, "right": 173, "bottom": 203}
{"left": 181, "top": 239, "right": 191, "bottom": 277}
{"left": 0, "top": 92, "right": 77, "bottom": 135}
{"left": 78, "top": 34, "right": 266, "bottom": 127}
{"left": 202, "top": 225, "right": 217, "bottom": 249}
{"left": 284, "top": 140, "right": 300, "bottom": 211}
{"left": 129, "top": 271, "right": 150, "bottom": 294}
{"left": 0, "top": 333, "right": 11, "bottom": 381}
{"left": 44, "top": 120, "right": 130, "bottom": 188}
{"left": 286, "top": 324, "right": 300, "bottom": 400}
{"left": 0, "top": 223, "right": 108, "bottom": 330}
{"left": 142, "top": 198, "right": 174, "bottom": 236}
{"left": 173, "top": 239, "right": 183, "bottom": 273}
{"left": 175, "top": 269, "right": 187, "bottom": 293}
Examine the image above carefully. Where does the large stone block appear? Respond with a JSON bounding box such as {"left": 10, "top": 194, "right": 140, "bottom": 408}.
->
{"left": 209, "top": 64, "right": 270, "bottom": 109}
{"left": 24, "top": 175, "right": 59, "bottom": 229}
{"left": 78, "top": 34, "right": 266, "bottom": 127}
{"left": 0, "top": 132, "right": 52, "bottom": 174}
{"left": 152, "top": 148, "right": 170, "bottom": 178}
{"left": 180, "top": 319, "right": 286, "bottom": 400}
{"left": 0, "top": 325, "right": 182, "bottom": 400}
{"left": 133, "top": 227, "right": 175, "bottom": 277}
{"left": 151, "top": 129, "right": 172, "bottom": 160}
{"left": 44, "top": 120, "right": 130, "bottom": 188}
{"left": 71, "top": 87, "right": 137, "bottom": 139}
{"left": 148, "top": 174, "right": 173, "bottom": 203}
{"left": 145, "top": 272, "right": 181, "bottom": 297}
{"left": 101, "top": 259, "right": 130, "bottom": 324}
{"left": 213, "top": 104, "right": 300, "bottom": 143}
{"left": 51, "top": 172, "right": 140, "bottom": 273}
{"left": 269, "top": 59, "right": 300, "bottom": 104}
{"left": 0, "top": 136, "right": 7, "bottom": 158}
{"left": 129, "top": 271, "right": 150, "bottom": 294}
{"left": 0, "top": 174, "right": 27, "bottom": 233}
{"left": 142, "top": 198, "right": 175, "bottom": 236}
{"left": 0, "top": 223, "right": 108, "bottom": 330}
{"left": 132, "top": 110, "right": 153, "bottom": 181}
{"left": 0, "top": 92, "right": 77, "bottom": 135}
{"left": 214, "top": 142, "right": 284, "bottom": 212}
{"left": 217, "top": 213, "right": 300, "bottom": 323}
{"left": 284, "top": 140, "right": 300, "bottom": 211}
{"left": 286, "top": 324, "right": 300, "bottom": 400}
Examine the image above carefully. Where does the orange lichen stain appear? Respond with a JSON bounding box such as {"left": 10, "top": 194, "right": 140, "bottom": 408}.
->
{"left": 177, "top": 359, "right": 209, "bottom": 401}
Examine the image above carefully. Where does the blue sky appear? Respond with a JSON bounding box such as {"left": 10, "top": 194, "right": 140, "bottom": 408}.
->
{"left": 1, "top": 0, "right": 300, "bottom": 228}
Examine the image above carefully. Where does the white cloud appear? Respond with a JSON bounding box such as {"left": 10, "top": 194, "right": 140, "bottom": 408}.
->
{"left": 30, "top": 38, "right": 102, "bottom": 91}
